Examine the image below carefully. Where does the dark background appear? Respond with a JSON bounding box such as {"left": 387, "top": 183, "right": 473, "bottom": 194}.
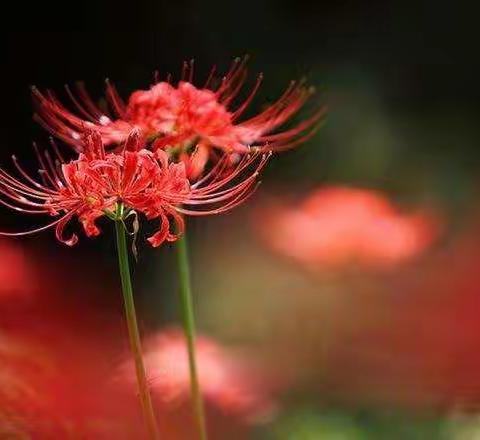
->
{"left": 3, "top": 2, "right": 478, "bottom": 163}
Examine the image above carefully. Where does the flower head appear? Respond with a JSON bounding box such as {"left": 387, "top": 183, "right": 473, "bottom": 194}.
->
{"left": 32, "top": 58, "right": 323, "bottom": 177}
{"left": 0, "top": 130, "right": 269, "bottom": 247}
{"left": 257, "top": 186, "right": 439, "bottom": 269}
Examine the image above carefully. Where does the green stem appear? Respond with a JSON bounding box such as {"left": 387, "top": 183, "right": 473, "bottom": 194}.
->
{"left": 175, "top": 231, "right": 208, "bottom": 440}
{"left": 115, "top": 220, "right": 160, "bottom": 440}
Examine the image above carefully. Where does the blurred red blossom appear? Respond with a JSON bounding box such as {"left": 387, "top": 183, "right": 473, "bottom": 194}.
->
{"left": 0, "top": 240, "right": 36, "bottom": 299}
{"left": 302, "top": 214, "right": 480, "bottom": 410}
{"left": 0, "top": 296, "right": 134, "bottom": 438}
{"left": 256, "top": 186, "right": 440, "bottom": 269}
{"left": 120, "top": 328, "right": 276, "bottom": 424}
{"left": 0, "top": 243, "right": 147, "bottom": 438}
{"left": 0, "top": 333, "right": 54, "bottom": 437}
{"left": 32, "top": 57, "right": 323, "bottom": 178}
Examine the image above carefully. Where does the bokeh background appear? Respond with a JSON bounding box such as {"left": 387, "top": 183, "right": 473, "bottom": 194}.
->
{"left": 1, "top": 4, "right": 480, "bottom": 438}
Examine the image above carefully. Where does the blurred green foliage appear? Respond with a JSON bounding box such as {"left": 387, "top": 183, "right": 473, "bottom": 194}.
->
{"left": 255, "top": 406, "right": 452, "bottom": 440}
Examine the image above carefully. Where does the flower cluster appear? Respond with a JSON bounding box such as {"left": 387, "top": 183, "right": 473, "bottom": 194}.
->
{"left": 33, "top": 58, "right": 324, "bottom": 178}
{"left": 0, "top": 130, "right": 268, "bottom": 247}
{"left": 0, "top": 58, "right": 320, "bottom": 246}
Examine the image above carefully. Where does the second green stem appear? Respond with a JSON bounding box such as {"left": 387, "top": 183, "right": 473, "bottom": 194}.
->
{"left": 175, "top": 232, "right": 208, "bottom": 440}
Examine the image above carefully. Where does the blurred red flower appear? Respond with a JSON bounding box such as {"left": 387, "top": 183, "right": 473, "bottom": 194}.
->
{"left": 121, "top": 328, "right": 276, "bottom": 424}
{"left": 256, "top": 186, "right": 439, "bottom": 269}
{"left": 301, "top": 215, "right": 480, "bottom": 410}
{"left": 0, "top": 296, "right": 132, "bottom": 438}
{"left": 0, "top": 240, "right": 36, "bottom": 300}
{"left": 0, "top": 333, "right": 54, "bottom": 437}
{"left": 0, "top": 243, "right": 146, "bottom": 437}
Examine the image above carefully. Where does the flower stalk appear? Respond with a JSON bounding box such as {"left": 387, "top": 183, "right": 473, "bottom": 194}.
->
{"left": 175, "top": 230, "right": 208, "bottom": 440}
{"left": 114, "top": 205, "right": 160, "bottom": 440}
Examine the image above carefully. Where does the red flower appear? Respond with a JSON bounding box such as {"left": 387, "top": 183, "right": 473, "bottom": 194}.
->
{"left": 257, "top": 186, "right": 439, "bottom": 269}
{"left": 32, "top": 58, "right": 324, "bottom": 177}
{"left": 120, "top": 328, "right": 276, "bottom": 423}
{"left": 0, "top": 131, "right": 269, "bottom": 247}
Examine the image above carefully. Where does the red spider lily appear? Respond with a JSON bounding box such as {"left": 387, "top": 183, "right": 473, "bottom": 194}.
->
{"left": 32, "top": 58, "right": 324, "bottom": 177}
{"left": 0, "top": 130, "right": 269, "bottom": 247}
{"left": 119, "top": 328, "right": 276, "bottom": 424}
{"left": 256, "top": 186, "right": 440, "bottom": 269}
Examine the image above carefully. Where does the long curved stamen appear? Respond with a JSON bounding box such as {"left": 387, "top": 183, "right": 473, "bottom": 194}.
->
{"left": 0, "top": 186, "right": 51, "bottom": 207}
{"left": 105, "top": 79, "right": 127, "bottom": 118}
{"left": 203, "top": 65, "right": 217, "bottom": 89}
{"left": 258, "top": 106, "right": 326, "bottom": 143}
{"left": 262, "top": 124, "right": 323, "bottom": 152}
{"left": 0, "top": 215, "right": 67, "bottom": 237}
{"left": 0, "top": 171, "right": 54, "bottom": 200}
{"left": 188, "top": 157, "right": 269, "bottom": 205}
{"left": 232, "top": 73, "right": 263, "bottom": 121}
{"left": 1, "top": 163, "right": 55, "bottom": 195}
{"left": 65, "top": 84, "right": 99, "bottom": 121}
{"left": 220, "top": 69, "right": 248, "bottom": 106}
{"left": 193, "top": 152, "right": 268, "bottom": 195}
{"left": 0, "top": 197, "right": 50, "bottom": 213}
{"left": 49, "top": 137, "right": 67, "bottom": 163}
{"left": 176, "top": 181, "right": 260, "bottom": 216}
{"left": 75, "top": 82, "right": 108, "bottom": 122}
{"left": 166, "top": 153, "right": 269, "bottom": 214}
